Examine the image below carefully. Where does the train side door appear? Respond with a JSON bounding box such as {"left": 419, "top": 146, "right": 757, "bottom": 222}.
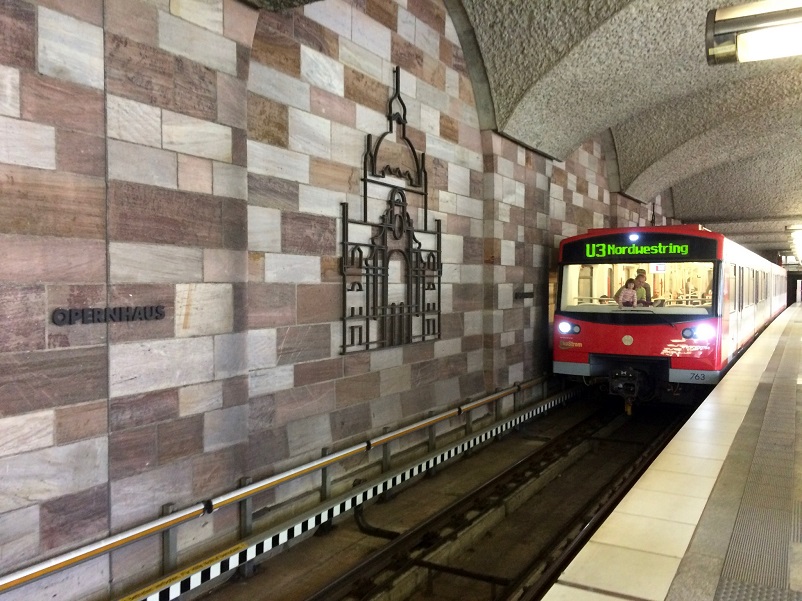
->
{"left": 725, "top": 264, "right": 739, "bottom": 359}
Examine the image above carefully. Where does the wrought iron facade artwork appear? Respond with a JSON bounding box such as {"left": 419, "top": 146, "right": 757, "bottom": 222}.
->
{"left": 341, "top": 67, "right": 442, "bottom": 354}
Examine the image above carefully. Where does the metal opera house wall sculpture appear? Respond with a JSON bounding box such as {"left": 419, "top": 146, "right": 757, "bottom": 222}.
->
{"left": 340, "top": 67, "right": 442, "bottom": 354}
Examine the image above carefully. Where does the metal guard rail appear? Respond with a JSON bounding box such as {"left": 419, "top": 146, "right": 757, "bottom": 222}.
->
{"left": 0, "top": 375, "right": 569, "bottom": 598}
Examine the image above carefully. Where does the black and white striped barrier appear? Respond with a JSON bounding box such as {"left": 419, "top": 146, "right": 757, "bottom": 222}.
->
{"left": 122, "top": 389, "right": 576, "bottom": 601}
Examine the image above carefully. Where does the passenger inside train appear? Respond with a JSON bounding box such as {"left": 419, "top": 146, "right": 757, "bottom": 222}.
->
{"left": 561, "top": 261, "right": 716, "bottom": 315}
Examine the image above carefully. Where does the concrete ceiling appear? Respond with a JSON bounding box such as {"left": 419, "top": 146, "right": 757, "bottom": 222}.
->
{"left": 249, "top": 0, "right": 802, "bottom": 259}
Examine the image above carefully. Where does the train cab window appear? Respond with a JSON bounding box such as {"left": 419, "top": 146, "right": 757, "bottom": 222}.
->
{"left": 559, "top": 261, "right": 716, "bottom": 315}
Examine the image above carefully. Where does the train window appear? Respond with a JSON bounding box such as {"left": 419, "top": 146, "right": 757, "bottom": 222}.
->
{"left": 558, "top": 261, "right": 715, "bottom": 314}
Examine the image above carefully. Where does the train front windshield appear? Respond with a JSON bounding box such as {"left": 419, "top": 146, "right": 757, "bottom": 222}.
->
{"left": 558, "top": 261, "right": 716, "bottom": 315}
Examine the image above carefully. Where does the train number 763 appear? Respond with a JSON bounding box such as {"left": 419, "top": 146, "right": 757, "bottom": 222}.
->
{"left": 689, "top": 372, "right": 706, "bottom": 381}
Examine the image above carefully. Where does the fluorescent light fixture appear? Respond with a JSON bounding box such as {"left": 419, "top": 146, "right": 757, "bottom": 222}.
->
{"left": 706, "top": 0, "right": 802, "bottom": 64}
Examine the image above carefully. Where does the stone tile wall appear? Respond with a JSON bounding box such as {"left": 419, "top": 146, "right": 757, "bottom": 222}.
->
{"left": 0, "top": 0, "right": 671, "bottom": 598}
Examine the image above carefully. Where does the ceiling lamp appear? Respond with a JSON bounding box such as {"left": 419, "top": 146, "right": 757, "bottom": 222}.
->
{"left": 706, "top": 0, "right": 802, "bottom": 64}
{"left": 787, "top": 225, "right": 802, "bottom": 259}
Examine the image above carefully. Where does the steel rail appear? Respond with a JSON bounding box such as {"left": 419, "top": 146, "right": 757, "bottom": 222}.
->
{"left": 303, "top": 403, "right": 610, "bottom": 601}
{"left": 0, "top": 375, "right": 548, "bottom": 595}
{"left": 506, "top": 406, "right": 694, "bottom": 601}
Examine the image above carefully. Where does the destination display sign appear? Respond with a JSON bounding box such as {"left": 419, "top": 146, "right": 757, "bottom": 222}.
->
{"left": 561, "top": 233, "right": 719, "bottom": 264}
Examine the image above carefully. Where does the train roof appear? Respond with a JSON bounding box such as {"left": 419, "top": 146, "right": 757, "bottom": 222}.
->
{"left": 574, "top": 224, "right": 721, "bottom": 241}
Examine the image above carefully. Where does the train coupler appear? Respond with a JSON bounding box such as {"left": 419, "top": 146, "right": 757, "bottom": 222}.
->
{"left": 609, "top": 367, "right": 640, "bottom": 398}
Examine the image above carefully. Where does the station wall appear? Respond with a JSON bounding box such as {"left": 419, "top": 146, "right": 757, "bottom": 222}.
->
{"left": 0, "top": 0, "right": 672, "bottom": 598}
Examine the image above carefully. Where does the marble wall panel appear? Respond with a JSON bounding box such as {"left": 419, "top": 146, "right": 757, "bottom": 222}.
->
{"left": 222, "top": 197, "right": 248, "bottom": 251}
{"left": 191, "top": 444, "right": 245, "bottom": 497}
{"left": 174, "top": 283, "right": 233, "bottom": 337}
{"left": 0, "top": 65, "right": 20, "bottom": 118}
{"left": 295, "top": 13, "right": 340, "bottom": 59}
{"left": 22, "top": 72, "right": 104, "bottom": 135}
{"left": 0, "top": 114, "right": 55, "bottom": 170}
{"left": 55, "top": 400, "right": 107, "bottom": 444}
{"left": 0, "top": 284, "right": 46, "bottom": 352}
{"left": 223, "top": 0, "right": 259, "bottom": 47}
{"left": 109, "top": 181, "right": 223, "bottom": 247}
{"left": 170, "top": 0, "right": 223, "bottom": 34}
{"left": 248, "top": 62, "right": 311, "bottom": 112}
{"left": 1, "top": 556, "right": 109, "bottom": 601}
{"left": 56, "top": 130, "right": 105, "bottom": 177}
{"left": 109, "top": 337, "right": 214, "bottom": 398}
{"left": 158, "top": 415, "right": 204, "bottom": 463}
{"left": 38, "top": 7, "right": 104, "bottom": 90}
{"left": 247, "top": 283, "right": 295, "bottom": 328}
{"left": 0, "top": 505, "right": 39, "bottom": 573}
{"left": 288, "top": 106, "right": 332, "bottom": 158}
{"left": 0, "top": 165, "right": 106, "bottom": 238}
{"left": 179, "top": 381, "right": 224, "bottom": 416}
{"left": 344, "top": 66, "right": 386, "bottom": 114}
{"left": 214, "top": 163, "right": 247, "bottom": 200}
{"left": 110, "top": 462, "right": 194, "bottom": 530}
{"left": 365, "top": 0, "right": 397, "bottom": 30}
{"left": 286, "top": 413, "right": 332, "bottom": 456}
{"left": 214, "top": 331, "right": 248, "bottom": 378}
{"left": 178, "top": 154, "right": 213, "bottom": 193}
{"left": 203, "top": 405, "right": 249, "bottom": 452}
{"left": 0, "top": 0, "right": 35, "bottom": 70}
{"left": 281, "top": 212, "right": 337, "bottom": 255}
{"left": 105, "top": 0, "right": 159, "bottom": 46}
{"left": 203, "top": 248, "right": 248, "bottom": 283}
{"left": 339, "top": 36, "right": 384, "bottom": 82}
{"left": 0, "top": 346, "right": 107, "bottom": 416}
{"left": 0, "top": 437, "right": 107, "bottom": 513}
{"left": 266, "top": 254, "right": 321, "bottom": 283}
{"left": 294, "top": 357, "right": 343, "bottom": 387}
{"left": 248, "top": 139, "right": 310, "bottom": 183}
{"left": 249, "top": 365, "right": 294, "bottom": 397}
{"left": 335, "top": 371, "right": 381, "bottom": 407}
{"left": 110, "top": 389, "right": 178, "bottom": 432}
{"left": 330, "top": 402, "right": 371, "bottom": 442}
{"left": 251, "top": 16, "right": 301, "bottom": 77}
{"left": 109, "top": 426, "right": 159, "bottom": 480}
{"left": 159, "top": 10, "right": 236, "bottom": 75}
{"left": 300, "top": 45, "right": 344, "bottom": 96}
{"left": 105, "top": 284, "right": 175, "bottom": 343}
{"left": 248, "top": 173, "right": 299, "bottom": 211}
{"left": 106, "top": 33, "right": 217, "bottom": 121}
{"left": 108, "top": 139, "right": 177, "bottom": 190}
{"left": 106, "top": 95, "right": 162, "bottom": 147}
{"left": 275, "top": 323, "right": 334, "bottom": 365}
{"left": 223, "top": 374, "right": 248, "bottom": 407}
{"left": 163, "top": 110, "right": 232, "bottom": 162}
{"left": 296, "top": 283, "right": 340, "bottom": 324}
{"left": 308, "top": 155, "right": 358, "bottom": 193}
{"left": 217, "top": 71, "right": 247, "bottom": 130}
{"left": 0, "top": 409, "right": 54, "bottom": 458}
{"left": 248, "top": 92, "right": 288, "bottom": 147}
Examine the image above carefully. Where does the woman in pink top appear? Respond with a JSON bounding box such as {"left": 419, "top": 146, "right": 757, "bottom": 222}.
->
{"left": 618, "top": 278, "right": 637, "bottom": 307}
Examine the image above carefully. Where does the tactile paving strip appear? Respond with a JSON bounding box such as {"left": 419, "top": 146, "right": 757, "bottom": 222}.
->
{"left": 717, "top": 579, "right": 802, "bottom": 601}
{"left": 714, "top": 320, "right": 800, "bottom": 600}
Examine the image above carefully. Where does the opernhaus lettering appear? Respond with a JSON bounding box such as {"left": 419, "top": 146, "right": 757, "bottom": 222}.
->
{"left": 52, "top": 305, "right": 166, "bottom": 326}
{"left": 585, "top": 242, "right": 689, "bottom": 258}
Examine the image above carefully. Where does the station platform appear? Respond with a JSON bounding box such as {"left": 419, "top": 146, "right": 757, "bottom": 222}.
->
{"left": 544, "top": 303, "right": 802, "bottom": 601}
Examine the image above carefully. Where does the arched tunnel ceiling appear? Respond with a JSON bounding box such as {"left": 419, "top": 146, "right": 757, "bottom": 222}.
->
{"left": 245, "top": 0, "right": 802, "bottom": 258}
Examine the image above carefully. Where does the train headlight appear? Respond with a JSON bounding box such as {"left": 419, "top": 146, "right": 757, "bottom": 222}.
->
{"left": 558, "top": 322, "right": 580, "bottom": 334}
{"left": 682, "top": 324, "right": 716, "bottom": 340}
{"left": 694, "top": 324, "right": 716, "bottom": 341}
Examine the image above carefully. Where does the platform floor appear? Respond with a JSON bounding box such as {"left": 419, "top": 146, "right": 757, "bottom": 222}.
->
{"left": 544, "top": 303, "right": 802, "bottom": 601}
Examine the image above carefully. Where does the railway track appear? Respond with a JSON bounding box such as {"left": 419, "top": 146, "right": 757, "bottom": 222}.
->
{"left": 300, "top": 398, "right": 694, "bottom": 601}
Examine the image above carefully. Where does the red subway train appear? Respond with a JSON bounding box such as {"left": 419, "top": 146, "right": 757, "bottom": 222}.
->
{"left": 553, "top": 225, "right": 786, "bottom": 411}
